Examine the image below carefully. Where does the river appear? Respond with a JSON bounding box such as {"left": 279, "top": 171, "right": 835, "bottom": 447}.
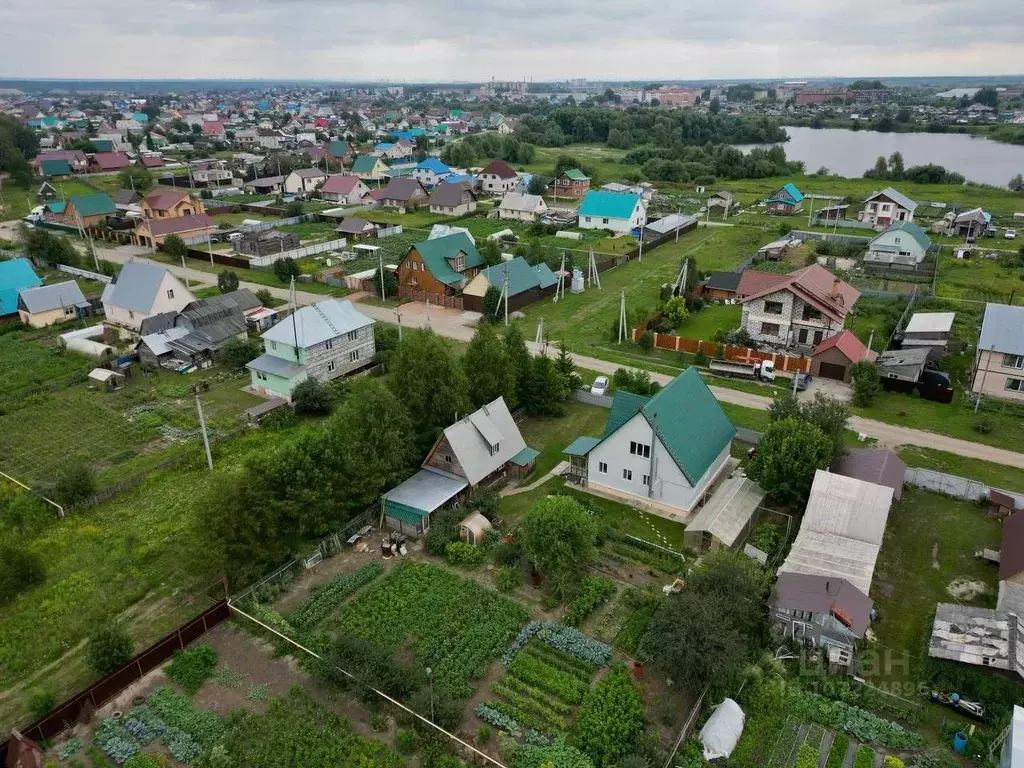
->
{"left": 739, "top": 126, "right": 1024, "bottom": 187}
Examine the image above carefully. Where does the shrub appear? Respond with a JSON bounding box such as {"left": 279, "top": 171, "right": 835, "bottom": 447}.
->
{"left": 575, "top": 666, "right": 645, "bottom": 767}
{"left": 217, "top": 270, "right": 239, "bottom": 293}
{"left": 496, "top": 566, "right": 522, "bottom": 592}
{"left": 255, "top": 288, "right": 274, "bottom": 305}
{"left": 638, "top": 330, "right": 654, "bottom": 353}
{"left": 883, "top": 757, "right": 905, "bottom": 768}
{"left": 291, "top": 378, "right": 334, "bottom": 416}
{"left": 851, "top": 361, "right": 881, "bottom": 406}
{"left": 662, "top": 296, "right": 689, "bottom": 326}
{"left": 424, "top": 507, "right": 463, "bottom": 557}
{"left": 446, "top": 541, "right": 485, "bottom": 568}
{"left": 220, "top": 336, "right": 262, "bottom": 372}
{"left": 27, "top": 686, "right": 57, "bottom": 719}
{"left": 749, "top": 522, "right": 781, "bottom": 558}
{"left": 87, "top": 620, "right": 133, "bottom": 676}
{"left": 396, "top": 729, "right": 417, "bottom": 754}
{"left": 478, "top": 724, "right": 492, "bottom": 743}
{"left": 165, "top": 644, "right": 218, "bottom": 694}
{"left": 974, "top": 416, "right": 993, "bottom": 434}
{"left": 0, "top": 545, "right": 46, "bottom": 605}
{"left": 54, "top": 460, "right": 95, "bottom": 507}
{"left": 466, "top": 487, "right": 500, "bottom": 520}
{"left": 693, "top": 348, "right": 709, "bottom": 367}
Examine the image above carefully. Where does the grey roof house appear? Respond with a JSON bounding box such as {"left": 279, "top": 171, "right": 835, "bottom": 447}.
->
{"left": 17, "top": 281, "right": 91, "bottom": 327}
{"left": 100, "top": 260, "right": 195, "bottom": 330}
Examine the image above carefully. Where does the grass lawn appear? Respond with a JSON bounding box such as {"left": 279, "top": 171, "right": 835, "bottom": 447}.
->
{"left": 278, "top": 220, "right": 339, "bottom": 242}
{"left": 144, "top": 250, "right": 346, "bottom": 296}
{"left": 898, "top": 446, "right": 1024, "bottom": 492}
{"left": 210, "top": 211, "right": 277, "bottom": 226}
{"left": 0, "top": 181, "right": 36, "bottom": 220}
{"left": 677, "top": 303, "right": 742, "bottom": 340}
{"left": 0, "top": 331, "right": 93, "bottom": 400}
{"left": 869, "top": 487, "right": 1001, "bottom": 689}
{"left": 499, "top": 477, "right": 689, "bottom": 551}
{"left": 366, "top": 208, "right": 448, "bottom": 229}
{"left": 517, "top": 401, "right": 609, "bottom": 479}
{"left": 934, "top": 251, "right": 1024, "bottom": 306}
{"left": 519, "top": 144, "right": 637, "bottom": 184}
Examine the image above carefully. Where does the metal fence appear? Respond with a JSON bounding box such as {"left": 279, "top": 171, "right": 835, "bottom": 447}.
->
{"left": 571, "top": 388, "right": 613, "bottom": 408}
{"left": 240, "top": 213, "right": 315, "bottom": 234}
{"left": 904, "top": 467, "right": 1024, "bottom": 505}
{"left": 250, "top": 237, "right": 349, "bottom": 267}
{"left": 56, "top": 263, "right": 113, "bottom": 283}
{"left": 376, "top": 224, "right": 403, "bottom": 238}
{"left": 789, "top": 230, "right": 871, "bottom": 246}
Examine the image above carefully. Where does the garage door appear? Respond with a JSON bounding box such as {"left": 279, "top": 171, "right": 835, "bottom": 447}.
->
{"left": 818, "top": 362, "right": 847, "bottom": 381}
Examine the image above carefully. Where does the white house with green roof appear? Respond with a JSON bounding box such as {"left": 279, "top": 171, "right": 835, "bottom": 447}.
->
{"left": 864, "top": 221, "right": 931, "bottom": 268}
{"left": 563, "top": 367, "right": 736, "bottom": 516}
{"left": 578, "top": 190, "right": 646, "bottom": 235}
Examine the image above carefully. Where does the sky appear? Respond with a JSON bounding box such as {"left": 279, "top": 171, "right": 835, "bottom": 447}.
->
{"left": 1, "top": 0, "right": 1022, "bottom": 82}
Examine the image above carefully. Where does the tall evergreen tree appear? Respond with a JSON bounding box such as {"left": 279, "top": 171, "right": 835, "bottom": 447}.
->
{"left": 464, "top": 323, "right": 516, "bottom": 409}
{"left": 503, "top": 323, "right": 532, "bottom": 409}
{"left": 525, "top": 353, "right": 568, "bottom": 416}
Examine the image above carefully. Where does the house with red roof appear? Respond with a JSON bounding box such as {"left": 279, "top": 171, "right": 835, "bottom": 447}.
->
{"left": 32, "top": 150, "right": 88, "bottom": 173}
{"left": 201, "top": 121, "right": 226, "bottom": 141}
{"left": 320, "top": 175, "right": 370, "bottom": 204}
{"left": 88, "top": 152, "right": 130, "bottom": 173}
{"left": 811, "top": 330, "right": 877, "bottom": 382}
{"left": 738, "top": 264, "right": 859, "bottom": 350}
{"left": 477, "top": 159, "right": 518, "bottom": 195}
{"left": 132, "top": 213, "right": 218, "bottom": 248}
{"left": 139, "top": 155, "right": 165, "bottom": 169}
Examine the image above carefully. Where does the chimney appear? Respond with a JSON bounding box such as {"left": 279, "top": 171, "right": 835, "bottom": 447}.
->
{"left": 831, "top": 277, "right": 840, "bottom": 299}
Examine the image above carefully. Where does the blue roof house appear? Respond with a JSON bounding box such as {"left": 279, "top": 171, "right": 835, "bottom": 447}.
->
{"left": 766, "top": 183, "right": 805, "bottom": 215}
{"left": 412, "top": 157, "right": 452, "bottom": 188}
{"left": 578, "top": 190, "right": 647, "bottom": 235}
{"left": 562, "top": 367, "right": 737, "bottom": 516}
{"left": 0, "top": 258, "right": 43, "bottom": 316}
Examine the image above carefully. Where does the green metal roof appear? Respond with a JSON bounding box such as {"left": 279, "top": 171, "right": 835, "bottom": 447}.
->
{"left": 510, "top": 446, "right": 540, "bottom": 466}
{"left": 40, "top": 158, "right": 71, "bottom": 176}
{"left": 563, "top": 436, "right": 601, "bottom": 457}
{"left": 533, "top": 262, "right": 558, "bottom": 290}
{"left": 90, "top": 139, "right": 114, "bottom": 152}
{"left": 351, "top": 154, "right": 383, "bottom": 173}
{"left": 563, "top": 168, "right": 589, "bottom": 181}
{"left": 329, "top": 140, "right": 350, "bottom": 157}
{"left": 639, "top": 367, "right": 736, "bottom": 484}
{"left": 874, "top": 220, "right": 931, "bottom": 251}
{"left": 480, "top": 257, "right": 542, "bottom": 297}
{"left": 768, "top": 183, "right": 804, "bottom": 204}
{"left": 45, "top": 201, "right": 66, "bottom": 214}
{"left": 69, "top": 193, "right": 116, "bottom": 217}
{"left": 604, "top": 390, "right": 650, "bottom": 436}
{"left": 579, "top": 190, "right": 641, "bottom": 220}
{"left": 384, "top": 499, "right": 429, "bottom": 526}
{"left": 412, "top": 233, "right": 483, "bottom": 287}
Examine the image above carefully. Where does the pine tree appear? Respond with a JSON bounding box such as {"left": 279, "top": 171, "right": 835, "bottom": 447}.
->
{"left": 504, "top": 323, "right": 531, "bottom": 409}
{"left": 464, "top": 323, "right": 516, "bottom": 409}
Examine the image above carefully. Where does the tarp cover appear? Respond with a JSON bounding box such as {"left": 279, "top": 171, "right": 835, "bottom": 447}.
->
{"left": 699, "top": 698, "right": 745, "bottom": 760}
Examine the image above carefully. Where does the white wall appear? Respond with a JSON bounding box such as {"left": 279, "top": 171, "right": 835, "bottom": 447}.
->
{"left": 102, "top": 271, "right": 194, "bottom": 331}
{"left": 578, "top": 200, "right": 646, "bottom": 235}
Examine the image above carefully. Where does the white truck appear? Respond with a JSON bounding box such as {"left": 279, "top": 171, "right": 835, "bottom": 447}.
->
{"left": 709, "top": 359, "right": 776, "bottom": 381}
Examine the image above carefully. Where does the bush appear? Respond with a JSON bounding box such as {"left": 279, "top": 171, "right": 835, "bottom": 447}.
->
{"left": 291, "top": 379, "right": 334, "bottom": 416}
{"left": 221, "top": 336, "right": 262, "bottom": 372}
{"left": 446, "top": 541, "right": 485, "bottom": 568}
{"left": 478, "top": 724, "right": 492, "bottom": 743}
{"left": 396, "top": 729, "right": 417, "bottom": 754}
{"left": 165, "top": 644, "right": 218, "bottom": 694}
{"left": 424, "top": 507, "right": 463, "bottom": 557}
{"left": 273, "top": 256, "right": 301, "bottom": 283}
{"left": 217, "top": 270, "right": 239, "bottom": 293}
{"left": 749, "top": 523, "right": 781, "bottom": 558}
{"left": 575, "top": 666, "right": 645, "bottom": 767}
{"left": 255, "top": 288, "right": 274, "bottom": 305}
{"left": 662, "top": 296, "right": 689, "bottom": 326}
{"left": 53, "top": 460, "right": 95, "bottom": 507}
{"left": 883, "top": 757, "right": 905, "bottom": 768}
{"left": 974, "top": 416, "right": 993, "bottom": 434}
{"left": 0, "top": 545, "right": 46, "bottom": 604}
{"left": 693, "top": 348, "right": 709, "bottom": 367}
{"left": 496, "top": 566, "right": 522, "bottom": 593}
{"left": 638, "top": 330, "right": 654, "bottom": 353}
{"left": 851, "top": 361, "right": 881, "bottom": 406}
{"left": 87, "top": 620, "right": 134, "bottom": 676}
{"left": 466, "top": 487, "right": 501, "bottom": 521}
{"left": 27, "top": 686, "right": 57, "bottom": 719}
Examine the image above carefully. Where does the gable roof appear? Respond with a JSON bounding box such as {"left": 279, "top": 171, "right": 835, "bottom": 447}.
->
{"left": 114, "top": 189, "right": 142, "bottom": 206}
{"left": 562, "top": 168, "right": 589, "bottom": 181}
{"left": 705, "top": 271, "right": 742, "bottom": 292}
{"left": 262, "top": 298, "right": 374, "bottom": 348}
{"left": 410, "top": 233, "right": 483, "bottom": 286}
{"left": 1000, "top": 513, "right": 1024, "bottom": 581}
{"left": 605, "top": 390, "right": 650, "bottom": 436}
{"left": 865, "top": 186, "right": 917, "bottom": 212}
{"left": 0, "top": 258, "right": 43, "bottom": 314}
{"left": 40, "top": 158, "right": 71, "bottom": 176}
{"left": 144, "top": 213, "right": 216, "bottom": 237}
{"left": 139, "top": 155, "right": 164, "bottom": 168}
{"left": 767, "top": 183, "right": 804, "bottom": 204}
{"left": 979, "top": 303, "right": 1024, "bottom": 357}
{"left": 735, "top": 269, "right": 787, "bottom": 298}
{"left": 351, "top": 154, "right": 384, "bottom": 173}
{"left": 143, "top": 188, "right": 191, "bottom": 211}
{"left": 437, "top": 396, "right": 528, "bottom": 485}
{"left": 68, "top": 193, "right": 116, "bottom": 218}
{"left": 415, "top": 157, "right": 450, "bottom": 174}
{"left": 381, "top": 177, "right": 427, "bottom": 202}
{"left": 830, "top": 448, "right": 906, "bottom": 501}
{"left": 321, "top": 175, "right": 363, "bottom": 194}
{"left": 91, "top": 152, "right": 129, "bottom": 170}
{"left": 498, "top": 192, "right": 545, "bottom": 213}
{"left": 105, "top": 260, "right": 182, "bottom": 313}
{"left": 739, "top": 264, "right": 859, "bottom": 322}
{"left": 328, "top": 139, "right": 351, "bottom": 157}
{"left": 478, "top": 257, "right": 545, "bottom": 297}
{"left": 479, "top": 159, "right": 517, "bottom": 179}
{"left": 17, "top": 280, "right": 88, "bottom": 313}
{"left": 772, "top": 572, "right": 874, "bottom": 636}
{"left": 871, "top": 220, "right": 931, "bottom": 251}
{"left": 429, "top": 181, "right": 475, "bottom": 208}
{"left": 290, "top": 167, "right": 326, "bottom": 179}
{"left": 336, "top": 217, "right": 376, "bottom": 235}
{"left": 579, "top": 190, "right": 641, "bottom": 220}
{"left": 812, "top": 330, "right": 877, "bottom": 364}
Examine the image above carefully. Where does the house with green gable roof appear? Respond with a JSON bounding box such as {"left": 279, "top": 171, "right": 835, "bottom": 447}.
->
{"left": 766, "top": 183, "right": 804, "bottom": 215}
{"left": 397, "top": 232, "right": 483, "bottom": 304}
{"left": 562, "top": 367, "right": 737, "bottom": 516}
{"left": 864, "top": 220, "right": 932, "bottom": 268}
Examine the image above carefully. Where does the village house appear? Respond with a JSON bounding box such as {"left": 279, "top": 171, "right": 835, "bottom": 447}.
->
{"left": 133, "top": 213, "right": 218, "bottom": 249}
{"left": 462, "top": 257, "right": 558, "bottom": 314}
{"left": 701, "top": 271, "right": 743, "bottom": 301}
{"left": 246, "top": 299, "right": 376, "bottom": 400}
{"left": 348, "top": 154, "right": 390, "bottom": 181}
{"left": 899, "top": 312, "right": 955, "bottom": 356}
{"left": 810, "top": 330, "right": 878, "bottom": 382}
{"left": 87, "top": 152, "right": 130, "bottom": 173}
{"left": 738, "top": 264, "right": 860, "bottom": 350}
{"left": 379, "top": 177, "right": 430, "bottom": 210}
{"left": 497, "top": 192, "right": 548, "bottom": 222}
{"left": 32, "top": 149, "right": 88, "bottom": 173}
{"left": 971, "top": 303, "right": 1024, "bottom": 404}
{"left": 244, "top": 175, "right": 285, "bottom": 195}
{"left": 951, "top": 207, "right": 992, "bottom": 239}
{"left": 477, "top": 159, "right": 518, "bottom": 195}
{"left": 141, "top": 189, "right": 206, "bottom": 220}
{"left": 319, "top": 175, "right": 370, "bottom": 204}
{"left": 562, "top": 367, "right": 736, "bottom": 516}
{"left": 765, "top": 183, "right": 804, "bottom": 215}
{"left": 861, "top": 187, "right": 917, "bottom": 228}
{"left": 397, "top": 232, "right": 483, "bottom": 303}
{"left": 864, "top": 221, "right": 932, "bottom": 269}
{"left": 0, "top": 258, "right": 43, "bottom": 317}
{"left": 100, "top": 260, "right": 195, "bottom": 331}
{"left": 429, "top": 181, "right": 478, "bottom": 216}
{"left": 113, "top": 189, "right": 142, "bottom": 211}
{"left": 56, "top": 193, "right": 117, "bottom": 228}
{"left": 39, "top": 158, "right": 72, "bottom": 178}
{"left": 381, "top": 396, "right": 537, "bottom": 534}
{"left": 284, "top": 168, "right": 328, "bottom": 195}
{"left": 578, "top": 190, "right": 646, "bottom": 235}
{"left": 706, "top": 190, "right": 738, "bottom": 218}
{"left": 412, "top": 157, "right": 451, "bottom": 187}
{"left": 233, "top": 230, "right": 300, "bottom": 257}
{"left": 17, "top": 281, "right": 91, "bottom": 328}
{"left": 546, "top": 168, "right": 590, "bottom": 200}
{"left": 327, "top": 139, "right": 353, "bottom": 168}
{"left": 335, "top": 217, "right": 378, "bottom": 240}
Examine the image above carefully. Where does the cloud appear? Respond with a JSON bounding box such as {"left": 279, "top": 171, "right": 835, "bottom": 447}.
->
{"left": 0, "top": 0, "right": 1021, "bottom": 80}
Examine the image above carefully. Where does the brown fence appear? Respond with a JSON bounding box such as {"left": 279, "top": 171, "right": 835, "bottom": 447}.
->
{"left": 0, "top": 600, "right": 230, "bottom": 764}
{"left": 632, "top": 326, "right": 811, "bottom": 373}
{"left": 181, "top": 246, "right": 252, "bottom": 270}
{"left": 398, "top": 286, "right": 464, "bottom": 310}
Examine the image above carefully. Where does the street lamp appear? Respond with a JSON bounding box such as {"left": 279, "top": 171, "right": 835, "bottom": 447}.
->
{"left": 425, "top": 667, "right": 434, "bottom": 721}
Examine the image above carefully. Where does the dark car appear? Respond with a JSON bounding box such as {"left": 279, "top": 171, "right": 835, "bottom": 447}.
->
{"left": 794, "top": 373, "right": 813, "bottom": 392}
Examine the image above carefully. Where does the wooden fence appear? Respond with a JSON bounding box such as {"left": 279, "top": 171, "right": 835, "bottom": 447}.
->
{"left": 0, "top": 600, "right": 231, "bottom": 764}
{"left": 632, "top": 326, "right": 811, "bottom": 373}
{"left": 398, "top": 286, "right": 464, "bottom": 309}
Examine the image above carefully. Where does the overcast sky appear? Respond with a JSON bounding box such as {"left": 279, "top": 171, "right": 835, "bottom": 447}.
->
{"left": 2, "top": 0, "right": 1022, "bottom": 82}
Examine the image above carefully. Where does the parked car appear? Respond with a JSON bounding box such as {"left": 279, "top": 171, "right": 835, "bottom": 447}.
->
{"left": 1006, "top": 229, "right": 1017, "bottom": 240}
{"left": 709, "top": 359, "right": 776, "bottom": 381}
{"left": 793, "top": 372, "right": 813, "bottom": 391}
{"left": 590, "top": 376, "right": 609, "bottom": 396}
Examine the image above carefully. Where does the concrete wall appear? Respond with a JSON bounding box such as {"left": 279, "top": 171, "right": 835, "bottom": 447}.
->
{"left": 972, "top": 348, "right": 1024, "bottom": 402}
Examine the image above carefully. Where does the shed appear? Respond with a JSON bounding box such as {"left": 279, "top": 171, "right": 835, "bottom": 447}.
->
{"left": 876, "top": 347, "right": 930, "bottom": 384}
{"left": 88, "top": 368, "right": 125, "bottom": 391}
{"left": 811, "top": 330, "right": 877, "bottom": 383}
{"left": 684, "top": 474, "right": 765, "bottom": 552}
{"left": 458, "top": 511, "right": 492, "bottom": 545}
{"left": 829, "top": 448, "right": 906, "bottom": 500}
{"left": 381, "top": 468, "right": 467, "bottom": 535}
{"left": 699, "top": 698, "right": 745, "bottom": 760}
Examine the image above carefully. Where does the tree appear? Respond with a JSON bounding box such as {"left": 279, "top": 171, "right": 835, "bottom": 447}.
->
{"left": 520, "top": 495, "right": 596, "bottom": 597}
{"left": 483, "top": 284, "right": 503, "bottom": 320}
{"left": 292, "top": 379, "right": 335, "bottom": 416}
{"left": 285, "top": 199, "right": 304, "bottom": 217}
{"left": 86, "top": 620, "right": 133, "bottom": 676}
{"left": 222, "top": 336, "right": 262, "bottom": 371}
{"left": 973, "top": 86, "right": 999, "bottom": 109}
{"left": 389, "top": 329, "right": 470, "bottom": 450}
{"left": 255, "top": 288, "right": 274, "bottom": 306}
{"left": 875, "top": 115, "right": 894, "bottom": 133}
{"left": 1009, "top": 174, "right": 1024, "bottom": 193}
{"left": 163, "top": 233, "right": 187, "bottom": 262}
{"left": 554, "top": 340, "right": 578, "bottom": 392}
{"left": 504, "top": 323, "right": 532, "bottom": 409}
{"left": 273, "top": 256, "right": 301, "bottom": 283}
{"left": 749, "top": 417, "right": 833, "bottom": 504}
{"left": 53, "top": 461, "right": 95, "bottom": 507}
{"left": 527, "top": 174, "right": 547, "bottom": 195}
{"left": 662, "top": 296, "right": 689, "bottom": 327}
{"left": 217, "top": 269, "right": 239, "bottom": 293}
{"left": 463, "top": 323, "right": 516, "bottom": 409}
{"left": 851, "top": 361, "right": 881, "bottom": 406}
{"left": 117, "top": 164, "right": 153, "bottom": 193}
{"left": 887, "top": 151, "right": 905, "bottom": 179}
{"left": 709, "top": 97, "right": 721, "bottom": 115}
{"left": 769, "top": 391, "right": 849, "bottom": 460}
{"left": 0, "top": 545, "right": 46, "bottom": 605}
{"left": 575, "top": 667, "right": 645, "bottom": 767}
{"left": 481, "top": 238, "right": 502, "bottom": 267}
{"left": 524, "top": 352, "right": 569, "bottom": 416}
{"left": 638, "top": 330, "right": 654, "bottom": 353}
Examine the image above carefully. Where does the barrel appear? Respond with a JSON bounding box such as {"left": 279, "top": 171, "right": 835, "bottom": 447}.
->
{"left": 953, "top": 732, "right": 968, "bottom": 753}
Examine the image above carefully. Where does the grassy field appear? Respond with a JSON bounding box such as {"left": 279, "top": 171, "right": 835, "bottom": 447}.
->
{"left": 519, "top": 144, "right": 636, "bottom": 184}
{"left": 366, "top": 208, "right": 449, "bottom": 228}
{"left": 143, "top": 250, "right": 346, "bottom": 296}
{"left": 516, "top": 401, "right": 609, "bottom": 479}
{"left": 0, "top": 332, "right": 93, "bottom": 400}
{"left": 677, "top": 303, "right": 742, "bottom": 340}
{"left": 897, "top": 446, "right": 1024, "bottom": 492}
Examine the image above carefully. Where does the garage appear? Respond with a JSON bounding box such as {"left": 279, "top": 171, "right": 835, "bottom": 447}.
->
{"left": 810, "top": 330, "right": 877, "bottom": 385}
{"left": 817, "top": 362, "right": 848, "bottom": 381}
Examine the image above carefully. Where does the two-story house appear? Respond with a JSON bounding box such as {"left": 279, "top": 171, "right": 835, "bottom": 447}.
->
{"left": 864, "top": 221, "right": 931, "bottom": 269}
{"left": 476, "top": 159, "right": 518, "bottom": 195}
{"left": 141, "top": 189, "right": 206, "bottom": 220}
{"left": 765, "top": 183, "right": 804, "bottom": 215}
{"left": 284, "top": 168, "right": 328, "bottom": 196}
{"left": 319, "top": 175, "right": 370, "bottom": 205}
{"left": 497, "top": 192, "right": 548, "bottom": 222}
{"left": 412, "top": 157, "right": 451, "bottom": 188}
{"left": 972, "top": 303, "right": 1024, "bottom": 404}
{"left": 429, "top": 181, "right": 478, "bottom": 216}
{"left": 738, "top": 264, "right": 859, "bottom": 350}
{"left": 246, "top": 299, "right": 376, "bottom": 400}
{"left": 861, "top": 187, "right": 917, "bottom": 228}
{"left": 397, "top": 232, "right": 483, "bottom": 303}
{"left": 58, "top": 193, "right": 117, "bottom": 228}
{"left": 327, "top": 139, "right": 354, "bottom": 168}
{"left": 578, "top": 190, "right": 646, "bottom": 235}
{"left": 547, "top": 168, "right": 590, "bottom": 200}
{"left": 562, "top": 367, "right": 736, "bottom": 516}
{"left": 772, "top": 470, "right": 894, "bottom": 667}
{"left": 348, "top": 154, "right": 390, "bottom": 181}
{"left": 100, "top": 260, "right": 195, "bottom": 331}
{"left": 379, "top": 177, "right": 430, "bottom": 210}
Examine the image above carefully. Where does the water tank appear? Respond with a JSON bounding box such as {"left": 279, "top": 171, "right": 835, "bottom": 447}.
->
{"left": 570, "top": 267, "right": 584, "bottom": 294}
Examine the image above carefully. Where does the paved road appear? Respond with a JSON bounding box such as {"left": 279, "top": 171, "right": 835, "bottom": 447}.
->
{"left": 97, "top": 249, "right": 1024, "bottom": 469}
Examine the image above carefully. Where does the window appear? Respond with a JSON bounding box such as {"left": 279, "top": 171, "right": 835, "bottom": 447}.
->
{"left": 623, "top": 469, "right": 633, "bottom": 481}
{"left": 1006, "top": 378, "right": 1024, "bottom": 393}
{"left": 802, "top": 306, "right": 822, "bottom": 321}
{"left": 324, "top": 338, "right": 333, "bottom": 350}
{"left": 642, "top": 474, "right": 650, "bottom": 486}
{"left": 585, "top": 216, "right": 591, "bottom": 223}
{"left": 760, "top": 322, "right": 780, "bottom": 336}
{"left": 598, "top": 461, "right": 608, "bottom": 474}
{"left": 489, "top": 443, "right": 499, "bottom": 456}
{"left": 629, "top": 441, "right": 651, "bottom": 458}
{"left": 893, "top": 236, "right": 901, "bottom": 244}
{"left": 764, "top": 300, "right": 784, "bottom": 315}
{"left": 166, "top": 289, "right": 175, "bottom": 300}
{"left": 255, "top": 371, "right": 267, "bottom": 381}
{"left": 602, "top": 218, "right": 609, "bottom": 224}
{"left": 349, "top": 350, "right": 360, "bottom": 363}
{"left": 327, "top": 360, "right": 336, "bottom": 373}
{"left": 347, "top": 330, "right": 358, "bottom": 341}
{"left": 444, "top": 453, "right": 453, "bottom": 464}
{"left": 1003, "top": 354, "right": 1024, "bottom": 370}
{"left": 128, "top": 310, "right": 134, "bottom": 320}
{"left": 270, "top": 341, "right": 277, "bottom": 350}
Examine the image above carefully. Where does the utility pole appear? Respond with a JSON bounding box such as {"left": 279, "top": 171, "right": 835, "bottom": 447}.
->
{"left": 975, "top": 345, "right": 995, "bottom": 413}
{"left": 196, "top": 395, "right": 214, "bottom": 470}
{"left": 807, "top": 194, "right": 815, "bottom": 227}
{"left": 181, "top": 252, "right": 190, "bottom": 292}
{"left": 618, "top": 290, "right": 627, "bottom": 344}
{"left": 207, "top": 233, "right": 214, "bottom": 265}
{"left": 378, "top": 250, "right": 386, "bottom": 301}
{"left": 676, "top": 206, "right": 683, "bottom": 241}
{"left": 535, "top": 318, "right": 544, "bottom": 346}
{"left": 290, "top": 276, "right": 300, "bottom": 361}
{"left": 396, "top": 310, "right": 403, "bottom": 341}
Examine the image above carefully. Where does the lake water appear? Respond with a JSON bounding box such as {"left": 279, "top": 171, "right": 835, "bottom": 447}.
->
{"left": 739, "top": 126, "right": 1024, "bottom": 187}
